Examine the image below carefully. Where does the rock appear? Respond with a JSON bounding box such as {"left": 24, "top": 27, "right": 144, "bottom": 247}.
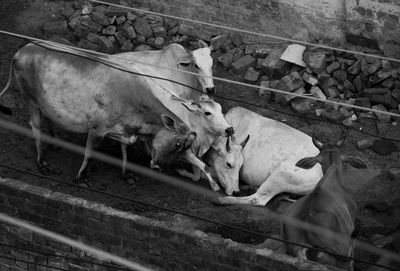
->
{"left": 126, "top": 11, "right": 137, "bottom": 21}
{"left": 388, "top": 168, "right": 400, "bottom": 181}
{"left": 324, "top": 87, "right": 339, "bottom": 99}
{"left": 210, "top": 34, "right": 230, "bottom": 51}
{"left": 115, "top": 31, "right": 127, "bottom": 45}
{"left": 77, "top": 38, "right": 99, "bottom": 50}
{"left": 355, "top": 97, "right": 371, "bottom": 108}
{"left": 81, "top": 2, "right": 93, "bottom": 15}
{"left": 62, "top": 6, "right": 75, "bottom": 19}
{"left": 91, "top": 11, "right": 111, "bottom": 26}
{"left": 372, "top": 104, "right": 391, "bottom": 122}
{"left": 310, "top": 86, "right": 327, "bottom": 101}
{"left": 152, "top": 25, "right": 166, "bottom": 37}
{"left": 86, "top": 32, "right": 101, "bottom": 43}
{"left": 371, "top": 139, "right": 398, "bottom": 155}
{"left": 80, "top": 17, "right": 102, "bottom": 32}
{"left": 42, "top": 21, "right": 68, "bottom": 35}
{"left": 302, "top": 73, "right": 318, "bottom": 85}
{"left": 167, "top": 26, "right": 179, "bottom": 36}
{"left": 319, "top": 77, "right": 336, "bottom": 91}
{"left": 116, "top": 16, "right": 127, "bottom": 25}
{"left": 120, "top": 40, "right": 134, "bottom": 52}
{"left": 244, "top": 67, "right": 260, "bottom": 83}
{"left": 280, "top": 44, "right": 307, "bottom": 67}
{"left": 255, "top": 57, "right": 266, "bottom": 70}
{"left": 261, "top": 48, "right": 291, "bottom": 79}
{"left": 73, "top": 24, "right": 92, "bottom": 38}
{"left": 367, "top": 59, "right": 381, "bottom": 74}
{"left": 259, "top": 80, "right": 271, "bottom": 98}
{"left": 218, "top": 48, "right": 244, "bottom": 68}
{"left": 193, "top": 30, "right": 211, "bottom": 42}
{"left": 347, "top": 59, "right": 361, "bottom": 75}
{"left": 357, "top": 139, "right": 374, "bottom": 150}
{"left": 364, "top": 88, "right": 389, "bottom": 96}
{"left": 382, "top": 44, "right": 400, "bottom": 59}
{"left": 291, "top": 98, "right": 315, "bottom": 114}
{"left": 134, "top": 17, "right": 153, "bottom": 38}
{"left": 326, "top": 61, "right": 340, "bottom": 74}
{"left": 303, "top": 51, "right": 326, "bottom": 74}
{"left": 124, "top": 26, "right": 136, "bottom": 39}
{"left": 145, "top": 14, "right": 164, "bottom": 26}
{"left": 105, "top": 6, "right": 127, "bottom": 17}
{"left": 153, "top": 37, "right": 165, "bottom": 49}
{"left": 97, "top": 35, "right": 115, "bottom": 53}
{"left": 232, "top": 55, "right": 256, "bottom": 74}
{"left": 102, "top": 25, "right": 116, "bottom": 35}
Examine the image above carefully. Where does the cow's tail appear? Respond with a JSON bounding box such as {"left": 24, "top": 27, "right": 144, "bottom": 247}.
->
{"left": 0, "top": 59, "right": 14, "bottom": 115}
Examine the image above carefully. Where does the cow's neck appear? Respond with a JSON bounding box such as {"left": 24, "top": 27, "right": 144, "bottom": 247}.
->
{"left": 187, "top": 116, "right": 217, "bottom": 157}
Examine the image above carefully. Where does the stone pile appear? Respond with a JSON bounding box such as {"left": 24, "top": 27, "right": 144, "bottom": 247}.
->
{"left": 217, "top": 43, "right": 400, "bottom": 127}
{"left": 58, "top": 1, "right": 213, "bottom": 53}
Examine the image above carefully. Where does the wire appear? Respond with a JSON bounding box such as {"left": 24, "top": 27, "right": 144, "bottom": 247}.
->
{"left": 1, "top": 30, "right": 400, "bottom": 121}
{"left": 0, "top": 242, "right": 129, "bottom": 271}
{"left": 0, "top": 118, "right": 399, "bottom": 270}
{"left": 0, "top": 162, "right": 398, "bottom": 271}
{"left": 0, "top": 254, "right": 69, "bottom": 271}
{"left": 0, "top": 213, "right": 153, "bottom": 271}
{"left": 90, "top": 0, "right": 400, "bottom": 64}
{"left": 1, "top": 31, "right": 399, "bottom": 143}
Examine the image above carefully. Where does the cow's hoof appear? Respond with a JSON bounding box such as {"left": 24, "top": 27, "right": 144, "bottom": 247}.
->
{"left": 122, "top": 171, "right": 139, "bottom": 185}
{"left": 210, "top": 183, "right": 221, "bottom": 192}
{"left": 38, "top": 160, "right": 61, "bottom": 175}
{"left": 75, "top": 176, "right": 94, "bottom": 188}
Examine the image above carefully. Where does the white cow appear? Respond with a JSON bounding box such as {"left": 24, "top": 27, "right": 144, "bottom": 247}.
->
{"left": 206, "top": 107, "right": 323, "bottom": 203}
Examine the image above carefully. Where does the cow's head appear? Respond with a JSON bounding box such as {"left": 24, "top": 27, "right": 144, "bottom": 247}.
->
{"left": 296, "top": 134, "right": 367, "bottom": 173}
{"left": 179, "top": 95, "right": 234, "bottom": 137}
{"left": 207, "top": 135, "right": 250, "bottom": 196}
{"left": 178, "top": 40, "right": 215, "bottom": 94}
{"left": 150, "top": 114, "right": 196, "bottom": 170}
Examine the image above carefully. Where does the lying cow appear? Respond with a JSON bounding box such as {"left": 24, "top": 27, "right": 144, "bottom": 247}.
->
{"left": 0, "top": 40, "right": 231, "bottom": 185}
{"left": 206, "top": 106, "right": 322, "bottom": 199}
{"left": 281, "top": 136, "right": 366, "bottom": 270}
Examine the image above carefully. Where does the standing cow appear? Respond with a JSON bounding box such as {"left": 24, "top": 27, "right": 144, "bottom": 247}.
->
{"left": 205, "top": 106, "right": 322, "bottom": 200}
{"left": 0, "top": 40, "right": 231, "bottom": 186}
{"left": 281, "top": 136, "right": 366, "bottom": 271}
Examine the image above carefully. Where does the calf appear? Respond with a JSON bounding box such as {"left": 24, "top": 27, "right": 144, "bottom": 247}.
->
{"left": 281, "top": 136, "right": 367, "bottom": 270}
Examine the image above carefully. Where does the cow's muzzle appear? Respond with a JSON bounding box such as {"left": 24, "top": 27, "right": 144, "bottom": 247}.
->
{"left": 225, "top": 127, "right": 234, "bottom": 137}
{"left": 150, "top": 160, "right": 161, "bottom": 171}
{"left": 206, "top": 87, "right": 215, "bottom": 94}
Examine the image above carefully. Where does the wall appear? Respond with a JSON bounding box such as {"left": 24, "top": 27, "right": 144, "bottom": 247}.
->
{"left": 0, "top": 177, "right": 338, "bottom": 271}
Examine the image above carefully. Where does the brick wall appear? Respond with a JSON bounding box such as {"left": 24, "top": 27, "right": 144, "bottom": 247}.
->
{"left": 0, "top": 177, "right": 338, "bottom": 271}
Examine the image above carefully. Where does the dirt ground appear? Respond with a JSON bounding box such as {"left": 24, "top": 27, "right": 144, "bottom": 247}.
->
{"left": 0, "top": 1, "right": 400, "bottom": 270}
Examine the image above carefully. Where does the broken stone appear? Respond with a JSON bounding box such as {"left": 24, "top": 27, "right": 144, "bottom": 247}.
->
{"left": 367, "top": 59, "right": 382, "bottom": 74}
{"left": 256, "top": 58, "right": 266, "bottom": 70}
{"left": 105, "top": 6, "right": 127, "bottom": 17}
{"left": 167, "top": 26, "right": 179, "bottom": 36}
{"left": 244, "top": 44, "right": 257, "bottom": 55}
{"left": 319, "top": 77, "right": 336, "bottom": 91}
{"left": 302, "top": 73, "right": 318, "bottom": 85}
{"left": 324, "top": 87, "right": 340, "bottom": 99}
{"left": 326, "top": 61, "right": 340, "bottom": 74}
{"left": 259, "top": 80, "right": 271, "bottom": 98}
{"left": 120, "top": 40, "right": 134, "bottom": 52}
{"left": 232, "top": 55, "right": 256, "bottom": 74}
{"left": 126, "top": 12, "right": 137, "bottom": 21}
{"left": 109, "top": 15, "right": 116, "bottom": 25}
{"left": 339, "top": 107, "right": 352, "bottom": 118}
{"left": 388, "top": 168, "right": 400, "bottom": 181}
{"left": 81, "top": 3, "right": 93, "bottom": 15}
{"left": 115, "top": 31, "right": 127, "bottom": 45}
{"left": 134, "top": 17, "right": 153, "bottom": 38}
{"left": 86, "top": 32, "right": 101, "bottom": 43}
{"left": 62, "top": 6, "right": 75, "bottom": 19}
{"left": 97, "top": 35, "right": 115, "bottom": 53}
{"left": 347, "top": 59, "right": 361, "bottom": 75}
{"left": 102, "top": 25, "right": 116, "bottom": 35}
{"left": 152, "top": 25, "right": 166, "bottom": 37}
{"left": 261, "top": 48, "right": 291, "bottom": 79}
{"left": 353, "top": 76, "right": 363, "bottom": 92}
{"left": 382, "top": 78, "right": 394, "bottom": 89}
{"left": 116, "top": 16, "right": 127, "bottom": 25}
{"left": 231, "top": 33, "right": 243, "bottom": 47}
{"left": 210, "top": 34, "right": 230, "bottom": 51}
{"left": 372, "top": 104, "right": 391, "bottom": 122}
{"left": 382, "top": 44, "right": 400, "bottom": 59}
{"left": 310, "top": 86, "right": 327, "bottom": 101}
{"left": 124, "top": 26, "right": 136, "bottom": 39}
{"left": 320, "top": 108, "right": 346, "bottom": 121}
{"left": 43, "top": 21, "right": 68, "bottom": 35}
{"left": 244, "top": 67, "right": 260, "bottom": 83}
{"left": 135, "top": 44, "right": 154, "bottom": 51}
{"left": 371, "top": 139, "right": 398, "bottom": 155}
{"left": 80, "top": 17, "right": 102, "bottom": 32}
{"left": 91, "top": 11, "right": 111, "bottom": 26}
{"left": 355, "top": 97, "right": 371, "bottom": 108}
{"left": 77, "top": 38, "right": 99, "bottom": 50}
{"left": 153, "top": 37, "right": 165, "bottom": 49}
{"left": 357, "top": 139, "right": 374, "bottom": 150}
{"left": 178, "top": 24, "right": 193, "bottom": 36}
{"left": 291, "top": 97, "right": 315, "bottom": 114}
{"left": 217, "top": 48, "right": 244, "bottom": 68}
{"left": 332, "top": 69, "right": 348, "bottom": 83}
{"left": 278, "top": 74, "right": 305, "bottom": 92}
{"left": 303, "top": 51, "right": 326, "bottom": 74}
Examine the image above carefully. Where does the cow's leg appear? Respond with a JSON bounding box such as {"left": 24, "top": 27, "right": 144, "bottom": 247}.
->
{"left": 182, "top": 150, "right": 220, "bottom": 192}
{"left": 28, "top": 106, "right": 58, "bottom": 175}
{"left": 76, "top": 130, "right": 102, "bottom": 186}
{"left": 47, "top": 119, "right": 61, "bottom": 151}
{"left": 120, "top": 143, "right": 139, "bottom": 185}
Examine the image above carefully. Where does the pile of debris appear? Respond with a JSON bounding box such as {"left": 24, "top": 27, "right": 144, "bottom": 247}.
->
{"left": 57, "top": 1, "right": 214, "bottom": 53}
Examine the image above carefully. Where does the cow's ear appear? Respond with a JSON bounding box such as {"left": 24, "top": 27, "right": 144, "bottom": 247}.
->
{"left": 240, "top": 135, "right": 250, "bottom": 149}
{"left": 161, "top": 114, "right": 177, "bottom": 130}
{"left": 295, "top": 156, "right": 319, "bottom": 169}
{"left": 343, "top": 155, "right": 367, "bottom": 169}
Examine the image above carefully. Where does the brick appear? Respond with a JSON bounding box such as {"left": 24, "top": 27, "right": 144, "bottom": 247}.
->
{"left": 232, "top": 55, "right": 256, "bottom": 73}
{"left": 347, "top": 59, "right": 361, "bottom": 75}
{"left": 91, "top": 11, "right": 110, "bottom": 26}
{"left": 261, "top": 48, "right": 290, "bottom": 79}
{"left": 209, "top": 34, "right": 230, "bottom": 51}
{"left": 244, "top": 67, "right": 260, "bottom": 83}
{"left": 217, "top": 48, "right": 244, "bottom": 68}
{"left": 134, "top": 18, "right": 153, "bottom": 38}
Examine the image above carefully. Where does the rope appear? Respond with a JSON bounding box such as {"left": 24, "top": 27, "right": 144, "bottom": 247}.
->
{"left": 0, "top": 213, "right": 154, "bottom": 271}
{"left": 0, "top": 118, "right": 399, "bottom": 270}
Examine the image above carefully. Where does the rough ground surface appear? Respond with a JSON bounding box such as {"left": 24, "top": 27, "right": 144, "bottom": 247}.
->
{"left": 0, "top": 1, "right": 400, "bottom": 270}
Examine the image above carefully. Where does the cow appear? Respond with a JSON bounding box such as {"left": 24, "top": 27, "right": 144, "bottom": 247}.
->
{"left": 367, "top": 232, "right": 400, "bottom": 271}
{"left": 0, "top": 40, "right": 232, "bottom": 187}
{"left": 117, "top": 40, "right": 216, "bottom": 97}
{"left": 281, "top": 135, "right": 367, "bottom": 271}
{"left": 205, "top": 106, "right": 323, "bottom": 199}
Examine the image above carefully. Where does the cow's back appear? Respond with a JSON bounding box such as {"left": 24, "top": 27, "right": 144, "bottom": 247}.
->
{"left": 13, "top": 43, "right": 177, "bottom": 135}
{"left": 225, "top": 107, "right": 322, "bottom": 186}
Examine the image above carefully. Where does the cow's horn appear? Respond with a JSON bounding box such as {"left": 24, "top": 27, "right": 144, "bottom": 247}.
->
{"left": 312, "top": 136, "right": 323, "bottom": 150}
{"left": 226, "top": 136, "right": 231, "bottom": 152}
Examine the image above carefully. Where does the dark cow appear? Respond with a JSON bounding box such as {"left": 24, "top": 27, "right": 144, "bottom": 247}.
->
{"left": 0, "top": 40, "right": 198, "bottom": 183}
{"left": 281, "top": 135, "right": 367, "bottom": 270}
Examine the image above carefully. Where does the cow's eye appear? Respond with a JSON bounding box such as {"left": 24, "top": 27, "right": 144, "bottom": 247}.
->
{"left": 226, "top": 162, "right": 232, "bottom": 168}
{"left": 204, "top": 112, "right": 212, "bottom": 116}
{"left": 176, "top": 142, "right": 181, "bottom": 149}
